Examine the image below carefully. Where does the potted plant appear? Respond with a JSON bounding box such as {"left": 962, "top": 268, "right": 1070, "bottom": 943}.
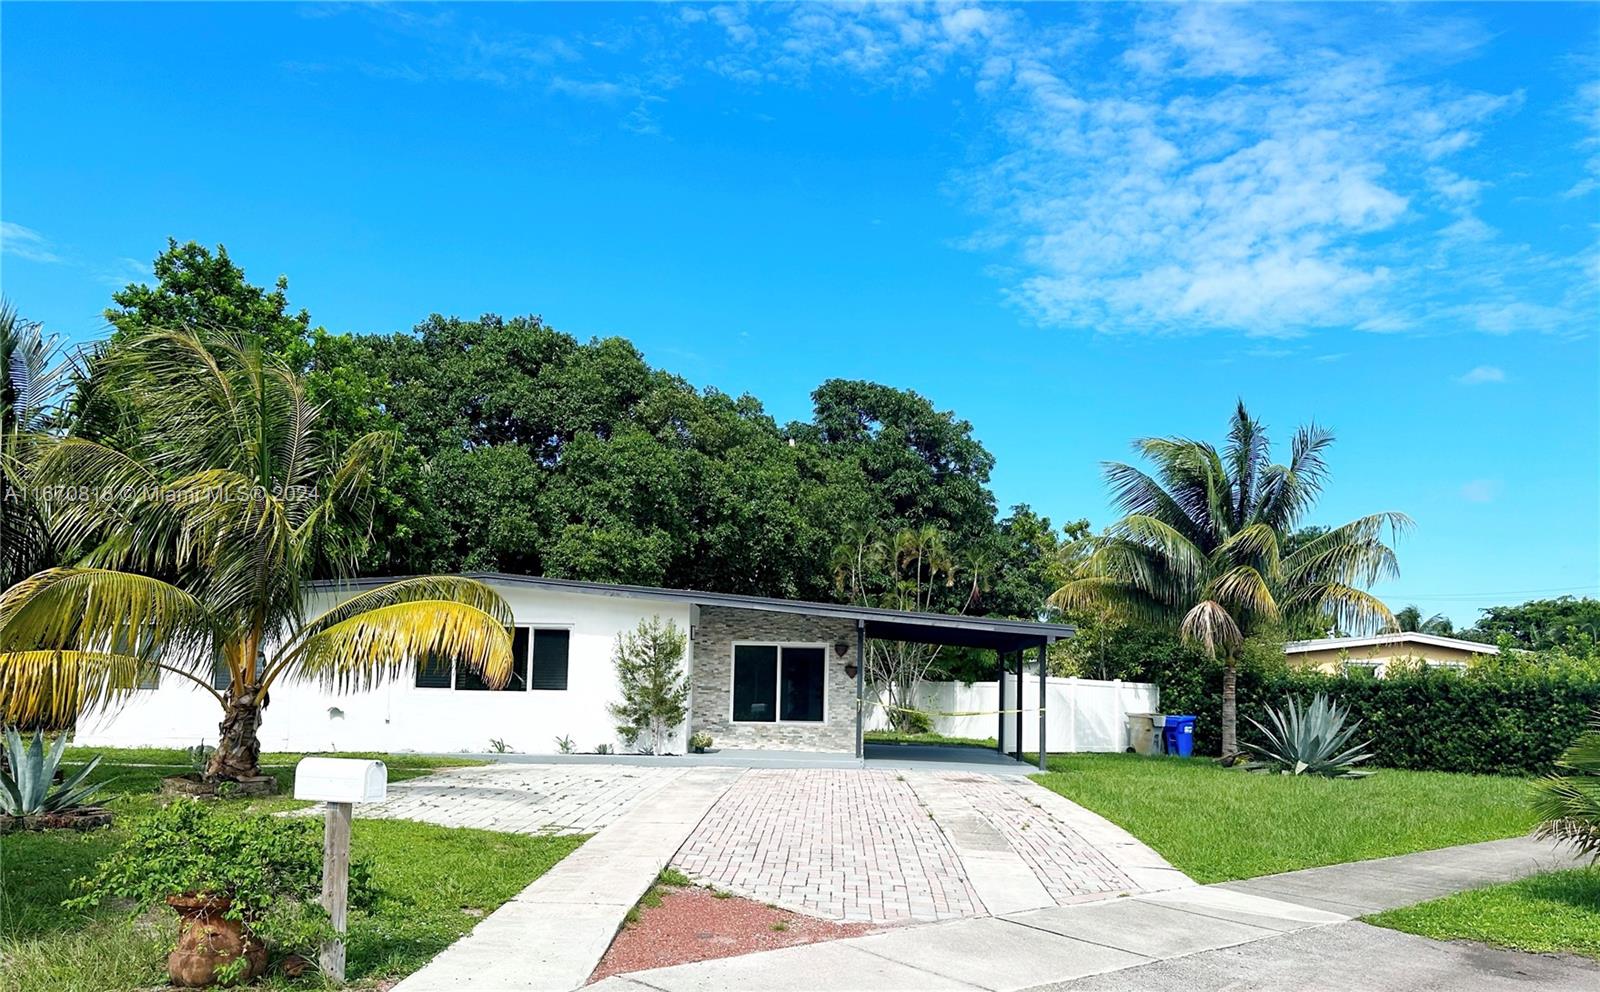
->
{"left": 70, "top": 799, "right": 374, "bottom": 987}
{"left": 0, "top": 729, "right": 113, "bottom": 832}
{"left": 689, "top": 732, "right": 713, "bottom": 754}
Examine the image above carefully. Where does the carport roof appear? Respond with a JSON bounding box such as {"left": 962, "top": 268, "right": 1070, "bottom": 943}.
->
{"left": 315, "top": 572, "right": 1074, "bottom": 652}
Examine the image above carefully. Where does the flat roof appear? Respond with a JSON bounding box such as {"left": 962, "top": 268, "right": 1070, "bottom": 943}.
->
{"left": 1285, "top": 632, "right": 1499, "bottom": 656}
{"left": 314, "top": 572, "right": 1074, "bottom": 652}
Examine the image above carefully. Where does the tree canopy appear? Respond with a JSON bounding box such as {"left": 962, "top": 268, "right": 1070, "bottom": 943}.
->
{"left": 83, "top": 241, "right": 1066, "bottom": 617}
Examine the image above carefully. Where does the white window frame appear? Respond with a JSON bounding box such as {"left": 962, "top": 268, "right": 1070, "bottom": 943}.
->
{"left": 728, "top": 641, "right": 829, "bottom": 725}
{"left": 1424, "top": 660, "right": 1468, "bottom": 674}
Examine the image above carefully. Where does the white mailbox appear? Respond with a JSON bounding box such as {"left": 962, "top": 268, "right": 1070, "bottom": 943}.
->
{"left": 293, "top": 757, "right": 388, "bottom": 804}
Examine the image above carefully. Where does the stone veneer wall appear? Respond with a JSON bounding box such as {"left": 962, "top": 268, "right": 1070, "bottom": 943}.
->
{"left": 690, "top": 606, "right": 859, "bottom": 753}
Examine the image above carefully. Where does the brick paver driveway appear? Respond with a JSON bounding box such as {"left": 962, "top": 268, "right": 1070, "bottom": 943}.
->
{"left": 672, "top": 769, "right": 982, "bottom": 924}
{"left": 671, "top": 769, "right": 1164, "bottom": 925}
{"left": 350, "top": 759, "right": 1186, "bottom": 928}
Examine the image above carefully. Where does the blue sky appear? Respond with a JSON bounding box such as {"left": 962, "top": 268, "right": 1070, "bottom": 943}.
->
{"left": 3, "top": 2, "right": 1597, "bottom": 626}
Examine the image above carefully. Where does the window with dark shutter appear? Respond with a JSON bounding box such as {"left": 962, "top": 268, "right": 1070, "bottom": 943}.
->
{"left": 530, "top": 629, "right": 570, "bottom": 690}
{"left": 414, "top": 651, "right": 452, "bottom": 688}
{"left": 453, "top": 627, "right": 530, "bottom": 691}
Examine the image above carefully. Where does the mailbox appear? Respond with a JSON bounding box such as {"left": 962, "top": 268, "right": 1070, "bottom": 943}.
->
{"left": 293, "top": 757, "right": 388, "bottom": 803}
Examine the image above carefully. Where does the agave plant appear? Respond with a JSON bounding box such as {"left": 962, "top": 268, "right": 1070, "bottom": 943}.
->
{"left": 0, "top": 728, "right": 105, "bottom": 815}
{"left": 1532, "top": 710, "right": 1600, "bottom": 861}
{"left": 1243, "top": 692, "right": 1374, "bottom": 779}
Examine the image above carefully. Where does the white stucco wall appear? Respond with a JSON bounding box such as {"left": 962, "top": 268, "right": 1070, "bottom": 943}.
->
{"left": 72, "top": 583, "right": 695, "bottom": 756}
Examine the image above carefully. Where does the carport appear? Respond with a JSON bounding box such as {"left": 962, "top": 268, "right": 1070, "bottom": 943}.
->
{"left": 843, "top": 607, "right": 1074, "bottom": 770}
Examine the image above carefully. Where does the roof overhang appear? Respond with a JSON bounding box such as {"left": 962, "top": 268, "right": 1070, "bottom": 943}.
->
{"left": 310, "top": 572, "right": 1074, "bottom": 652}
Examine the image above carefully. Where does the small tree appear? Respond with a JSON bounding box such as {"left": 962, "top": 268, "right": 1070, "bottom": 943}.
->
{"left": 608, "top": 617, "right": 689, "bottom": 755}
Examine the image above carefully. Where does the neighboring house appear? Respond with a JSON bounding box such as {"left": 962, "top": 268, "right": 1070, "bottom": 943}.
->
{"left": 1285, "top": 632, "right": 1499, "bottom": 678}
{"left": 73, "top": 574, "right": 1072, "bottom": 756}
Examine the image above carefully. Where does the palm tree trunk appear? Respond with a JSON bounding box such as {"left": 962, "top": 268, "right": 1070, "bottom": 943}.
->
{"left": 206, "top": 688, "right": 263, "bottom": 781}
{"left": 1220, "top": 659, "right": 1238, "bottom": 760}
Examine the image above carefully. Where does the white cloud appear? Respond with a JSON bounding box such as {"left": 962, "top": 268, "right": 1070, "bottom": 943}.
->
{"left": 1, "top": 222, "right": 61, "bottom": 263}
{"left": 1456, "top": 365, "right": 1505, "bottom": 385}
{"left": 683, "top": 4, "right": 1590, "bottom": 338}
{"left": 1460, "top": 479, "right": 1502, "bottom": 503}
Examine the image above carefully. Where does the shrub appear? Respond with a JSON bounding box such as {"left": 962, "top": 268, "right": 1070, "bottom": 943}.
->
{"left": 0, "top": 729, "right": 105, "bottom": 815}
{"left": 608, "top": 617, "right": 690, "bottom": 755}
{"left": 1161, "top": 659, "right": 1600, "bottom": 775}
{"left": 1243, "top": 693, "right": 1373, "bottom": 778}
{"left": 897, "top": 708, "right": 934, "bottom": 735}
{"left": 69, "top": 799, "right": 375, "bottom": 954}
{"left": 689, "top": 732, "right": 713, "bottom": 752}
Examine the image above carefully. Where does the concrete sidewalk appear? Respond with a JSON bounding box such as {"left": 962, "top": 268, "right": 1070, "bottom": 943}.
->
{"left": 588, "top": 836, "right": 1589, "bottom": 992}
{"left": 394, "top": 767, "right": 743, "bottom": 992}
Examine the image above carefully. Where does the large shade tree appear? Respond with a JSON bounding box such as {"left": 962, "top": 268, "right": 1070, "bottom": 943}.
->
{"left": 0, "top": 328, "right": 515, "bottom": 780}
{"left": 1053, "top": 402, "right": 1407, "bottom": 758}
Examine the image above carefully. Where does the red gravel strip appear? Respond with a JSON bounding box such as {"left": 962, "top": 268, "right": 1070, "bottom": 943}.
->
{"left": 589, "top": 887, "right": 882, "bottom": 983}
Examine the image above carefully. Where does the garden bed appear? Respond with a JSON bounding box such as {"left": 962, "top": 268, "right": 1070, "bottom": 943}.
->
{"left": 591, "top": 882, "right": 878, "bottom": 983}
{"left": 1, "top": 750, "right": 568, "bottom": 991}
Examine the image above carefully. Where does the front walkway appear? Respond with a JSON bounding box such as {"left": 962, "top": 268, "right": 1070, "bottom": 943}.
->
{"left": 349, "top": 763, "right": 682, "bottom": 835}
{"left": 589, "top": 836, "right": 1592, "bottom": 992}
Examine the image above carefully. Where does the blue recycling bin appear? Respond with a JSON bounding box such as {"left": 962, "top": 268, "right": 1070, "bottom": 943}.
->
{"left": 1162, "top": 715, "right": 1197, "bottom": 758}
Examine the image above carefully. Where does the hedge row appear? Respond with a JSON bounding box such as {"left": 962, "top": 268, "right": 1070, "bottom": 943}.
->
{"left": 1160, "top": 666, "right": 1600, "bottom": 776}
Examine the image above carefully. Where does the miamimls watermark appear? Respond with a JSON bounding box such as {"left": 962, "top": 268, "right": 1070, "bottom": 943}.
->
{"left": 8, "top": 482, "right": 321, "bottom": 505}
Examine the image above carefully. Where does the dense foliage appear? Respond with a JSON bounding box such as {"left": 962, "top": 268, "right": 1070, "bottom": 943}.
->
{"left": 90, "top": 242, "right": 1066, "bottom": 615}
{"left": 1459, "top": 596, "right": 1600, "bottom": 652}
{"left": 1162, "top": 656, "right": 1600, "bottom": 776}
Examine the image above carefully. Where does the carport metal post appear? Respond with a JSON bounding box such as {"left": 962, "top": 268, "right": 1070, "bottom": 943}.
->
{"left": 854, "top": 620, "right": 865, "bottom": 759}
{"left": 1038, "top": 639, "right": 1049, "bottom": 771}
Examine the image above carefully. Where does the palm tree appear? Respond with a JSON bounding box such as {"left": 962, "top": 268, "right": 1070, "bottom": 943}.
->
{"left": 1052, "top": 402, "right": 1408, "bottom": 759}
{"left": 1, "top": 301, "right": 70, "bottom": 591}
{"left": 0, "top": 327, "right": 515, "bottom": 781}
{"left": 1533, "top": 709, "right": 1600, "bottom": 861}
{"left": 1391, "top": 604, "right": 1454, "bottom": 636}
{"left": 833, "top": 523, "right": 974, "bottom": 731}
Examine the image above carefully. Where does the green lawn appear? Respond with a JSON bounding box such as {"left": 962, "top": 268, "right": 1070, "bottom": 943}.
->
{"left": 2, "top": 752, "right": 575, "bottom": 991}
{"left": 1366, "top": 868, "right": 1600, "bottom": 960}
{"left": 1033, "top": 753, "right": 1539, "bottom": 884}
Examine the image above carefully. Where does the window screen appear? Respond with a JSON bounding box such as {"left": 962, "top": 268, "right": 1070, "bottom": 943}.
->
{"left": 779, "top": 647, "right": 825, "bottom": 722}
{"left": 732, "top": 645, "right": 778, "bottom": 722}
{"left": 531, "top": 629, "right": 570, "bottom": 690}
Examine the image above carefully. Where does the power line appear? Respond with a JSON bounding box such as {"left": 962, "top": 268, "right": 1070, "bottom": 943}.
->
{"left": 1378, "top": 584, "right": 1599, "bottom": 600}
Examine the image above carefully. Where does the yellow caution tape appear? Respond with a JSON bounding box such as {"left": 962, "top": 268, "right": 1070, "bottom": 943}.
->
{"left": 864, "top": 700, "right": 1044, "bottom": 718}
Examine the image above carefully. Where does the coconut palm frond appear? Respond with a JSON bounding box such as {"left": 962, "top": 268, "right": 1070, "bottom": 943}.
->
{"left": 1225, "top": 400, "right": 1270, "bottom": 531}
{"left": 1207, "top": 566, "right": 1280, "bottom": 622}
{"left": 0, "top": 650, "right": 148, "bottom": 727}
{"left": 1216, "top": 522, "right": 1283, "bottom": 579}
{"left": 0, "top": 568, "right": 213, "bottom": 658}
{"left": 282, "top": 600, "right": 515, "bottom": 694}
{"left": 291, "top": 576, "right": 514, "bottom": 648}
{"left": 1180, "top": 599, "right": 1242, "bottom": 660}
{"left": 1102, "top": 461, "right": 1207, "bottom": 547}
{"left": 1113, "top": 514, "right": 1209, "bottom": 585}
{"left": 1285, "top": 581, "right": 1397, "bottom": 636}
{"left": 1048, "top": 575, "right": 1169, "bottom": 625}
{"left": 1257, "top": 422, "right": 1336, "bottom": 531}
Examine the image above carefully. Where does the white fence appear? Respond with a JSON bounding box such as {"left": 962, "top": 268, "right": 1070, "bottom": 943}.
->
{"left": 867, "top": 676, "right": 1160, "bottom": 754}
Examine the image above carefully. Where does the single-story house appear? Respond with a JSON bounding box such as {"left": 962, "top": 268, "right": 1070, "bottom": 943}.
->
{"left": 1285, "top": 632, "right": 1499, "bottom": 677}
{"left": 73, "top": 574, "right": 1073, "bottom": 757}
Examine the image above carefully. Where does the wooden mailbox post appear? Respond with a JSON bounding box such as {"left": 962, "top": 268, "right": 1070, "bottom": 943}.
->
{"left": 293, "top": 757, "right": 388, "bottom": 983}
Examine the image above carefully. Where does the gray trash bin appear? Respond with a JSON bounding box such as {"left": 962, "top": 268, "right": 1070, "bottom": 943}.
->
{"left": 1126, "top": 713, "right": 1159, "bottom": 755}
